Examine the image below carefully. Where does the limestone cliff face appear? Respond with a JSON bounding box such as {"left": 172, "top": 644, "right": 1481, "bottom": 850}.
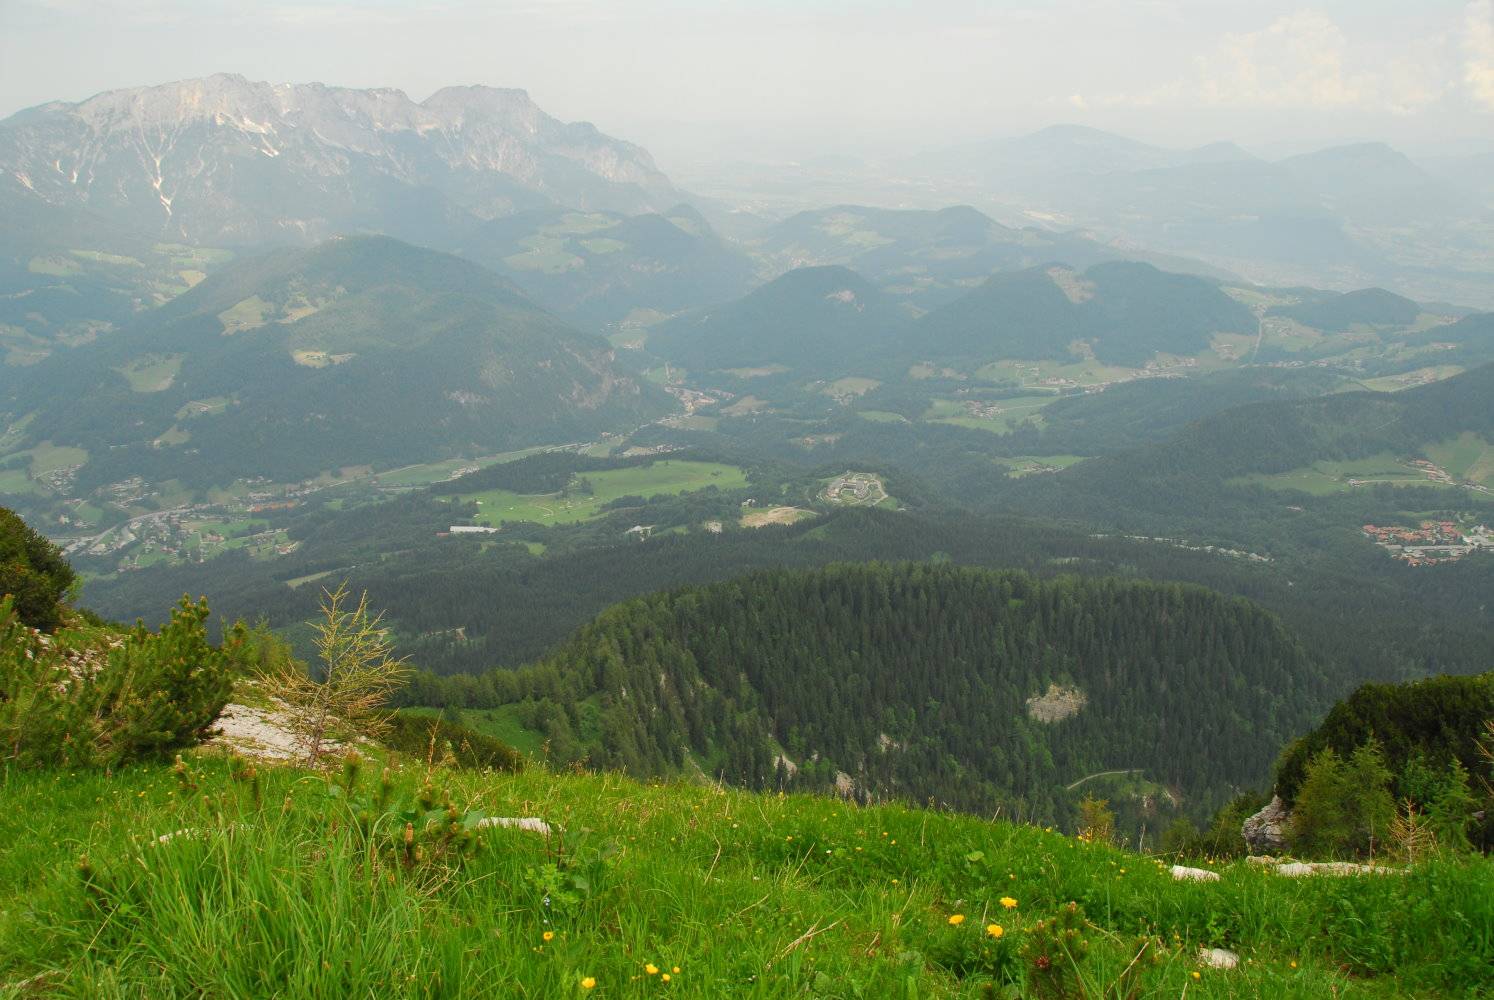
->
{"left": 0, "top": 74, "right": 680, "bottom": 245}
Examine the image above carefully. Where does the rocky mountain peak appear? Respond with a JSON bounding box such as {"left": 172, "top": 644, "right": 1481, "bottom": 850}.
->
{"left": 0, "top": 75, "right": 681, "bottom": 245}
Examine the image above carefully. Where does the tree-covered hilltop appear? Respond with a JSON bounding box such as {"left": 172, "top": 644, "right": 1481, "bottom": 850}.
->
{"left": 453, "top": 563, "right": 1326, "bottom": 822}
{"left": 1275, "top": 673, "right": 1494, "bottom": 803}
{"left": 1265, "top": 287, "right": 1421, "bottom": 333}
{"left": 646, "top": 265, "right": 911, "bottom": 372}
{"left": 1268, "top": 672, "right": 1494, "bottom": 855}
{"left": 916, "top": 261, "right": 1257, "bottom": 366}
{"left": 994, "top": 361, "right": 1494, "bottom": 540}
{"left": 458, "top": 204, "right": 757, "bottom": 330}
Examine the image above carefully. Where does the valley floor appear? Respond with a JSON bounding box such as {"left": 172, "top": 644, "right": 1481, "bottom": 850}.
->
{"left": 1, "top": 756, "right": 1489, "bottom": 998}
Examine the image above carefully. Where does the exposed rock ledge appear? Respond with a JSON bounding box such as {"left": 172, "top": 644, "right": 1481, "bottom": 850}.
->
{"left": 1241, "top": 795, "right": 1291, "bottom": 853}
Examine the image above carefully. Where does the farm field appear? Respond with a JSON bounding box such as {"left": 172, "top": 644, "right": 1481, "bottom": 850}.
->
{"left": 741, "top": 505, "right": 815, "bottom": 528}
{"left": 1359, "top": 365, "right": 1465, "bottom": 392}
{"left": 0, "top": 469, "right": 36, "bottom": 495}
{"left": 1424, "top": 432, "right": 1494, "bottom": 488}
{"left": 720, "top": 395, "right": 769, "bottom": 416}
{"left": 371, "top": 448, "right": 561, "bottom": 489}
{"left": 1231, "top": 454, "right": 1431, "bottom": 496}
{"left": 931, "top": 396, "right": 1057, "bottom": 434}
{"left": 463, "top": 460, "right": 748, "bottom": 527}
{"left": 823, "top": 376, "right": 881, "bottom": 400}
{"left": 176, "top": 397, "right": 233, "bottom": 420}
{"left": 115, "top": 354, "right": 183, "bottom": 392}
{"left": 719, "top": 364, "right": 789, "bottom": 378}
{"left": 26, "top": 442, "right": 89, "bottom": 475}
{"left": 977, "top": 359, "right": 1139, "bottom": 389}
{"left": 996, "top": 454, "right": 1089, "bottom": 477}
{"left": 660, "top": 415, "right": 718, "bottom": 432}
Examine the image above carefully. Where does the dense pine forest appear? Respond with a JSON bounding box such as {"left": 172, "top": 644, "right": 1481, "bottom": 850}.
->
{"left": 411, "top": 563, "right": 1329, "bottom": 825}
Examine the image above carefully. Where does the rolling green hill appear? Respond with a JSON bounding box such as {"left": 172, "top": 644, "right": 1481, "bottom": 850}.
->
{"left": 463, "top": 563, "right": 1326, "bottom": 822}
{"left": 1120, "top": 362, "right": 1494, "bottom": 482}
{"left": 999, "top": 364, "right": 1494, "bottom": 539}
{"left": 647, "top": 265, "right": 912, "bottom": 371}
{"left": 457, "top": 204, "right": 756, "bottom": 330}
{"left": 0, "top": 236, "right": 669, "bottom": 492}
{"left": 0, "top": 193, "right": 236, "bottom": 363}
{"left": 1031, "top": 368, "right": 1355, "bottom": 454}
{"left": 1265, "top": 287, "right": 1422, "bottom": 332}
{"left": 917, "top": 261, "right": 1258, "bottom": 366}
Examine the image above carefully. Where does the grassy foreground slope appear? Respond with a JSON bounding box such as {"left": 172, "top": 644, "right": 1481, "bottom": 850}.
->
{"left": 1, "top": 756, "right": 1489, "bottom": 998}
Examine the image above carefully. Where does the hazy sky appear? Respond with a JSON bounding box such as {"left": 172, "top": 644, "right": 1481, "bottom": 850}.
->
{"left": 2, "top": 0, "right": 1492, "bottom": 166}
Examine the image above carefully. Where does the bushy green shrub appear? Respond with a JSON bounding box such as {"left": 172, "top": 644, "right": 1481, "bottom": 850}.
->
{"left": 1289, "top": 741, "right": 1396, "bottom": 858}
{"left": 381, "top": 712, "right": 524, "bottom": 772}
{"left": 0, "top": 506, "right": 75, "bottom": 631}
{"left": 0, "top": 595, "right": 241, "bottom": 768}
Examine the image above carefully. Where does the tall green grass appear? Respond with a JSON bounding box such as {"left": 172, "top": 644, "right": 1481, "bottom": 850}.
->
{"left": 1, "top": 757, "right": 1489, "bottom": 998}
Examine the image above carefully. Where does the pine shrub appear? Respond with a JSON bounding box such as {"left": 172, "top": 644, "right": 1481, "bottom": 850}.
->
{"left": 0, "top": 595, "right": 242, "bottom": 767}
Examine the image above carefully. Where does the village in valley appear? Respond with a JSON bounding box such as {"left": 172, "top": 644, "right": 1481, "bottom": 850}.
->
{"left": 1361, "top": 519, "right": 1493, "bottom": 566}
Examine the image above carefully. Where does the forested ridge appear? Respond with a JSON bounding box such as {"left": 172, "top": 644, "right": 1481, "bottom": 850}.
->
{"left": 0, "top": 237, "right": 666, "bottom": 491}
{"left": 438, "top": 563, "right": 1327, "bottom": 823}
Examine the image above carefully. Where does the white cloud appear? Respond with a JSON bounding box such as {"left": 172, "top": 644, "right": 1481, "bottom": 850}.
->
{"left": 1196, "top": 10, "right": 1362, "bottom": 108}
{"left": 1070, "top": 8, "right": 1455, "bottom": 115}
{"left": 1468, "top": 0, "right": 1494, "bottom": 109}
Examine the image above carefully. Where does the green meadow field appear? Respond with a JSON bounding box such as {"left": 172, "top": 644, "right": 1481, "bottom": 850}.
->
{"left": 463, "top": 460, "right": 749, "bottom": 527}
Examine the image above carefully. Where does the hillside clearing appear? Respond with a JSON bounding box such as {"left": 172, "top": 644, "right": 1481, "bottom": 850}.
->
{"left": 741, "top": 505, "right": 814, "bottom": 528}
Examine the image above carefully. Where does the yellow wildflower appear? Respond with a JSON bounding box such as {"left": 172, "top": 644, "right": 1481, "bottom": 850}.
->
{"left": 543, "top": 931, "right": 554, "bottom": 942}
{"left": 1191, "top": 971, "right": 1201, "bottom": 980}
{"left": 948, "top": 914, "right": 966, "bottom": 926}
{"left": 646, "top": 963, "right": 659, "bottom": 975}
{"left": 672, "top": 967, "right": 681, "bottom": 974}
{"left": 986, "top": 924, "right": 1004, "bottom": 938}
{"left": 1000, "top": 896, "right": 1018, "bottom": 909}
{"left": 662, "top": 973, "right": 672, "bottom": 982}
{"left": 580, "top": 977, "right": 596, "bottom": 990}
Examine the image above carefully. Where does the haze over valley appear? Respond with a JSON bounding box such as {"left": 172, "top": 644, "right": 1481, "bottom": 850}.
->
{"left": 3, "top": 4, "right": 1493, "bottom": 996}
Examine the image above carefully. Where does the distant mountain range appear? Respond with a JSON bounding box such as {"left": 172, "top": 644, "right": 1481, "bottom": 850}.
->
{"left": 908, "top": 125, "right": 1494, "bottom": 308}
{"left": 918, "top": 124, "right": 1260, "bottom": 182}
{"left": 647, "top": 259, "right": 1260, "bottom": 373}
{"left": 643, "top": 250, "right": 1493, "bottom": 380}
{"left": 747, "top": 204, "right": 1231, "bottom": 309}
{"left": 0, "top": 74, "right": 680, "bottom": 247}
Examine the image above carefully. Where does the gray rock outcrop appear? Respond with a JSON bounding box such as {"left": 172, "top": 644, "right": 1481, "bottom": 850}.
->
{"left": 1241, "top": 795, "right": 1291, "bottom": 853}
